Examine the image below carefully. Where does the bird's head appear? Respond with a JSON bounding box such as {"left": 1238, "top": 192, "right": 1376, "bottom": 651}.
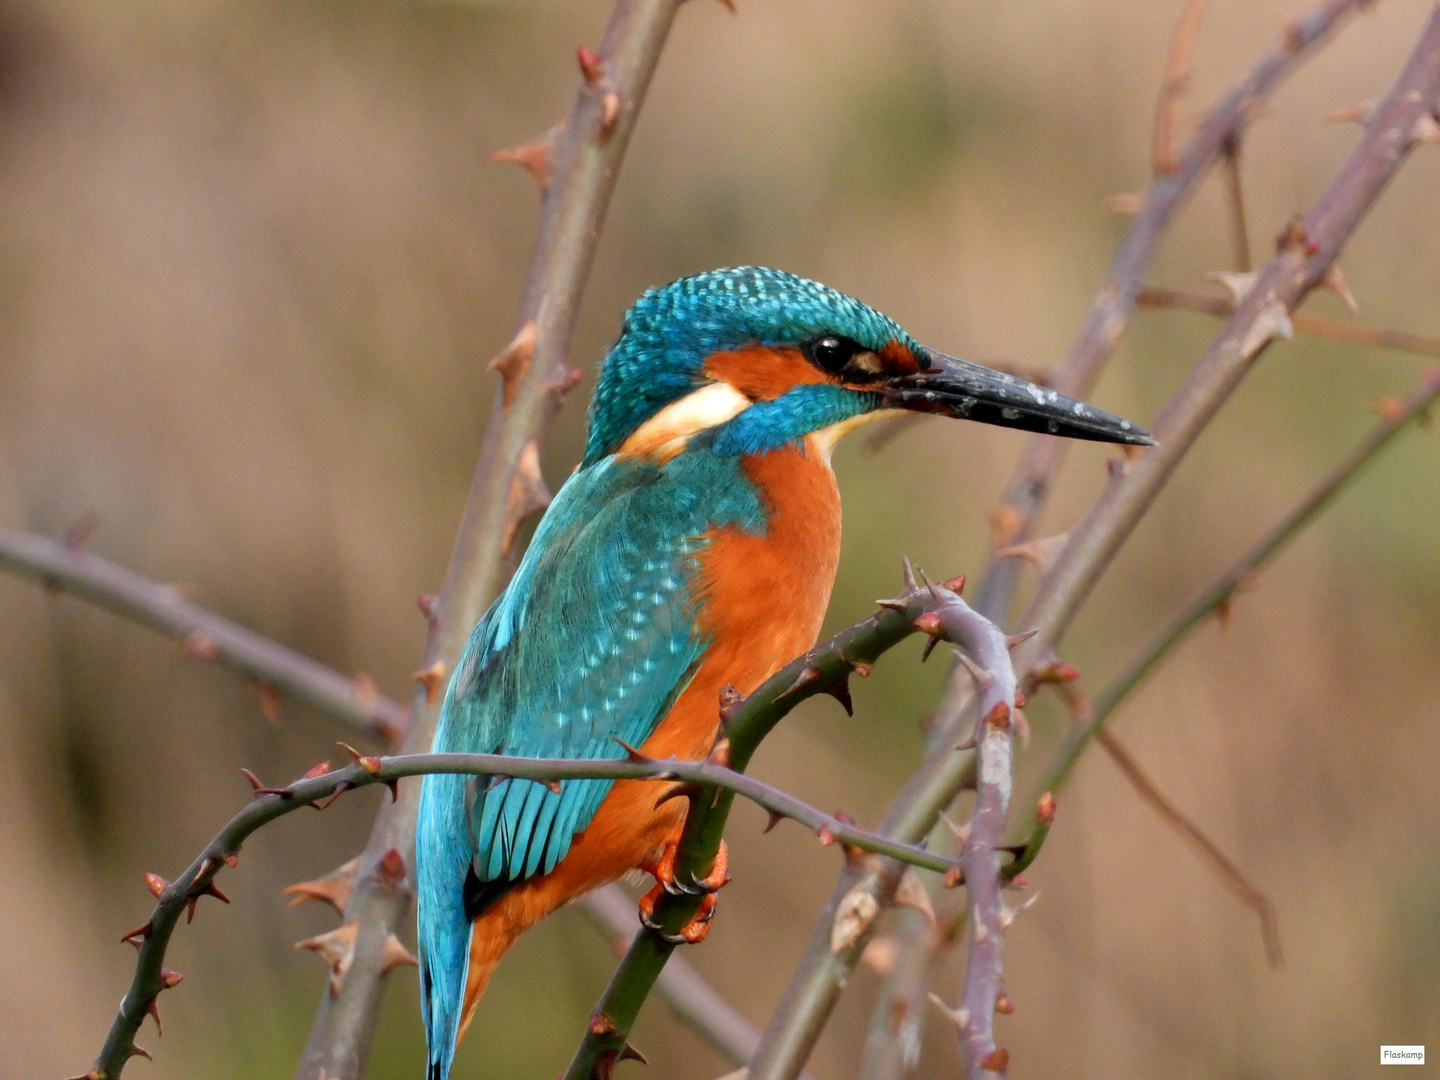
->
{"left": 583, "top": 266, "right": 1150, "bottom": 467}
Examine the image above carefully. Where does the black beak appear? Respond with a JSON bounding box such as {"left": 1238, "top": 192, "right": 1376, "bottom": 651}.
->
{"left": 880, "top": 350, "right": 1153, "bottom": 446}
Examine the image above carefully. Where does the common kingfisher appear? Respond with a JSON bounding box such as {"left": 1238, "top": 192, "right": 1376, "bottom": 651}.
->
{"left": 416, "top": 266, "right": 1149, "bottom": 1079}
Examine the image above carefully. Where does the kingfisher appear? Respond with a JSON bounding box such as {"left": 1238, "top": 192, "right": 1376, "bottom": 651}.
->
{"left": 416, "top": 266, "right": 1148, "bottom": 1079}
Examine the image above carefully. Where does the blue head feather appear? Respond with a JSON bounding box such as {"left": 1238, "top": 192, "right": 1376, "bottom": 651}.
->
{"left": 583, "top": 267, "right": 921, "bottom": 465}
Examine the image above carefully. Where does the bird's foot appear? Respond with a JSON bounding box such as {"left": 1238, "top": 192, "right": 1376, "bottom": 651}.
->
{"left": 638, "top": 840, "right": 729, "bottom": 944}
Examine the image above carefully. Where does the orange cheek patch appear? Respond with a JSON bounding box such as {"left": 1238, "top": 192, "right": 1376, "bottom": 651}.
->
{"left": 880, "top": 338, "right": 922, "bottom": 375}
{"left": 702, "top": 345, "right": 834, "bottom": 401}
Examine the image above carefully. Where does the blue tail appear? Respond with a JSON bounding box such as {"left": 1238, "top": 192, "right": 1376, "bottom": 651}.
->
{"left": 417, "top": 772, "right": 473, "bottom": 1080}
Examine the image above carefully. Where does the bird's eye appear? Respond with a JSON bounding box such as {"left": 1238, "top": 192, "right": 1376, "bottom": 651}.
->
{"left": 808, "top": 335, "right": 858, "bottom": 374}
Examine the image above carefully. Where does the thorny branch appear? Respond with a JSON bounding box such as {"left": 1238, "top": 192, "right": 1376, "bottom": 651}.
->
{"left": 1137, "top": 284, "right": 1440, "bottom": 360}
{"left": 78, "top": 574, "right": 973, "bottom": 1080}
{"left": 1010, "top": 367, "right": 1440, "bottom": 901}
{"left": 1152, "top": 0, "right": 1211, "bottom": 175}
{"left": 292, "top": 3, "right": 690, "bottom": 1078}
{"left": 563, "top": 568, "right": 992, "bottom": 1080}
{"left": 753, "top": 4, "right": 1373, "bottom": 1075}
{"left": 0, "top": 529, "right": 405, "bottom": 746}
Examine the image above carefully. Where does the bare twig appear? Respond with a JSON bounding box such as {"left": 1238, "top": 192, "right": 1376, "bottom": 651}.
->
{"left": 565, "top": 570, "right": 981, "bottom": 1080}
{"left": 1016, "top": 367, "right": 1440, "bottom": 866}
{"left": 0, "top": 529, "right": 405, "bottom": 746}
{"left": 578, "top": 888, "right": 819, "bottom": 1080}
{"left": 79, "top": 742, "right": 957, "bottom": 1080}
{"left": 1095, "top": 728, "right": 1283, "bottom": 967}
{"left": 1153, "top": 0, "right": 1211, "bottom": 175}
{"left": 1137, "top": 284, "right": 1440, "bottom": 359}
{"left": 291, "top": 3, "right": 689, "bottom": 1077}
{"left": 976, "top": 0, "right": 1368, "bottom": 626}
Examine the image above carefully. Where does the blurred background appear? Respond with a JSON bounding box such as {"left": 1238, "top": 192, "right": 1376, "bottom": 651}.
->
{"left": 1, "top": 0, "right": 1438, "bottom": 1077}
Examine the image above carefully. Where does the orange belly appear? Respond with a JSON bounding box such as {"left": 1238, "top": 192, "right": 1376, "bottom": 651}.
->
{"left": 458, "top": 437, "right": 842, "bottom": 1035}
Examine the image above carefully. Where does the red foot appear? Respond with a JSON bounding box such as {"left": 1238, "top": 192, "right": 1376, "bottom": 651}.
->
{"left": 638, "top": 840, "right": 729, "bottom": 944}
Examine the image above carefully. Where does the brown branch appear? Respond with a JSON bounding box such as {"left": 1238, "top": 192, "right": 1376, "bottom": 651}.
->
{"left": 291, "top": 3, "right": 689, "bottom": 1077}
{"left": 0, "top": 528, "right": 405, "bottom": 746}
{"left": 975, "top": 0, "right": 1367, "bottom": 626}
{"left": 1095, "top": 728, "right": 1282, "bottom": 967}
{"left": 1137, "top": 284, "right": 1440, "bottom": 359}
{"left": 77, "top": 746, "right": 953, "bottom": 1080}
{"left": 1153, "top": 0, "right": 1211, "bottom": 175}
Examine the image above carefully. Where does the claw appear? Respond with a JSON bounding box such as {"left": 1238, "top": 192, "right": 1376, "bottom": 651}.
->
{"left": 636, "top": 840, "right": 729, "bottom": 944}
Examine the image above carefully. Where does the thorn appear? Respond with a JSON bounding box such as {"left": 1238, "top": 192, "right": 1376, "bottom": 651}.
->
{"left": 893, "top": 869, "right": 936, "bottom": 925}
{"left": 337, "top": 741, "right": 383, "bottom": 775}
{"left": 379, "top": 848, "right": 407, "bottom": 886}
{"left": 315, "top": 781, "right": 353, "bottom": 811}
{"left": 63, "top": 510, "right": 102, "bottom": 550}
{"left": 1275, "top": 212, "right": 1314, "bottom": 255}
{"left": 942, "top": 865, "right": 965, "bottom": 888}
{"left": 143, "top": 994, "right": 163, "bottom": 1036}
{"left": 160, "top": 967, "right": 184, "bottom": 989}
{"left": 979, "top": 1048, "right": 1010, "bottom": 1073}
{"left": 955, "top": 650, "right": 993, "bottom": 690}
{"left": 913, "top": 612, "right": 943, "bottom": 637}
{"left": 996, "top": 531, "right": 1070, "bottom": 576}
{"left": 411, "top": 661, "right": 446, "bottom": 707}
{"left": 997, "top": 890, "right": 1041, "bottom": 932}
{"left": 285, "top": 856, "right": 363, "bottom": 914}
{"left": 127, "top": 1045, "right": 153, "bottom": 1063}
{"left": 926, "top": 992, "right": 970, "bottom": 1031}
{"left": 185, "top": 880, "right": 230, "bottom": 924}
{"left": 653, "top": 782, "right": 704, "bottom": 810}
{"left": 1411, "top": 112, "right": 1440, "bottom": 145}
{"left": 851, "top": 660, "right": 873, "bottom": 678}
{"left": 491, "top": 124, "right": 560, "bottom": 192}
{"left": 821, "top": 676, "right": 853, "bottom": 716}
{"left": 180, "top": 631, "right": 220, "bottom": 662}
{"left": 598, "top": 91, "right": 621, "bottom": 140}
{"left": 777, "top": 664, "right": 823, "bottom": 699}
{"left": 1036, "top": 792, "right": 1057, "bottom": 826}
{"left": 940, "top": 573, "right": 966, "bottom": 594}
{"left": 1005, "top": 629, "right": 1038, "bottom": 650}
{"left": 1239, "top": 302, "right": 1294, "bottom": 362}
{"left": 1014, "top": 689, "right": 1027, "bottom": 708}
{"left": 380, "top": 934, "right": 419, "bottom": 975}
{"left": 915, "top": 565, "right": 943, "bottom": 602}
{"left": 1032, "top": 660, "right": 1079, "bottom": 685}
{"left": 1102, "top": 190, "right": 1144, "bottom": 215}
{"left": 502, "top": 439, "right": 552, "bottom": 557}
{"left": 303, "top": 761, "right": 332, "bottom": 780}
{"left": 920, "top": 635, "right": 941, "bottom": 662}
{"left": 611, "top": 737, "right": 652, "bottom": 764}
{"left": 1012, "top": 705, "right": 1031, "bottom": 748}
{"left": 901, "top": 554, "right": 918, "bottom": 590}
{"left": 938, "top": 810, "right": 971, "bottom": 845}
{"left": 223, "top": 853, "right": 238, "bottom": 868}
{"left": 982, "top": 701, "right": 1012, "bottom": 729}
{"left": 296, "top": 921, "right": 359, "bottom": 997}
{"left": 988, "top": 503, "right": 1022, "bottom": 547}
{"left": 706, "top": 736, "right": 732, "bottom": 768}
{"left": 588, "top": 1012, "right": 620, "bottom": 1037}
{"left": 1206, "top": 269, "right": 1257, "bottom": 305}
{"left": 817, "top": 824, "right": 836, "bottom": 846}
{"left": 619, "top": 1044, "right": 648, "bottom": 1065}
{"left": 762, "top": 809, "right": 784, "bottom": 834}
{"left": 995, "top": 990, "right": 1015, "bottom": 1015}
{"left": 1320, "top": 263, "right": 1358, "bottom": 312}
{"left": 577, "top": 44, "right": 604, "bottom": 83}
{"left": 121, "top": 921, "right": 153, "bottom": 948}
{"left": 415, "top": 593, "right": 436, "bottom": 621}
{"left": 489, "top": 320, "right": 538, "bottom": 413}
{"left": 144, "top": 873, "right": 168, "bottom": 899}
{"left": 876, "top": 597, "right": 908, "bottom": 612}
{"left": 257, "top": 681, "right": 282, "bottom": 725}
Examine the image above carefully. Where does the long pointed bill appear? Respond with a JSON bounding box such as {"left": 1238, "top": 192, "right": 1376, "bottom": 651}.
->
{"left": 880, "top": 350, "right": 1153, "bottom": 446}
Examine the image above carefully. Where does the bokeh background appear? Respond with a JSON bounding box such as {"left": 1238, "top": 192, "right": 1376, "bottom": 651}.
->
{"left": 2, "top": 1, "right": 1438, "bottom": 1077}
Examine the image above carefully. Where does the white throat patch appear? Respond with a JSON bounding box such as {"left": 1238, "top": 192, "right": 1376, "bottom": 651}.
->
{"left": 617, "top": 381, "right": 752, "bottom": 462}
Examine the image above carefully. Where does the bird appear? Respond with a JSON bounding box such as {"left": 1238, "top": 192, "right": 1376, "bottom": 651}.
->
{"left": 415, "top": 266, "right": 1149, "bottom": 1079}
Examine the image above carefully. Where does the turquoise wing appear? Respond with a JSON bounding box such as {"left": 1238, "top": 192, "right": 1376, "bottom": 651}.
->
{"left": 415, "top": 449, "right": 764, "bottom": 1080}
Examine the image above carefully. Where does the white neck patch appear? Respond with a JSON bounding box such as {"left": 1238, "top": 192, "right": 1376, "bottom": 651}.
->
{"left": 617, "top": 381, "right": 752, "bottom": 462}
